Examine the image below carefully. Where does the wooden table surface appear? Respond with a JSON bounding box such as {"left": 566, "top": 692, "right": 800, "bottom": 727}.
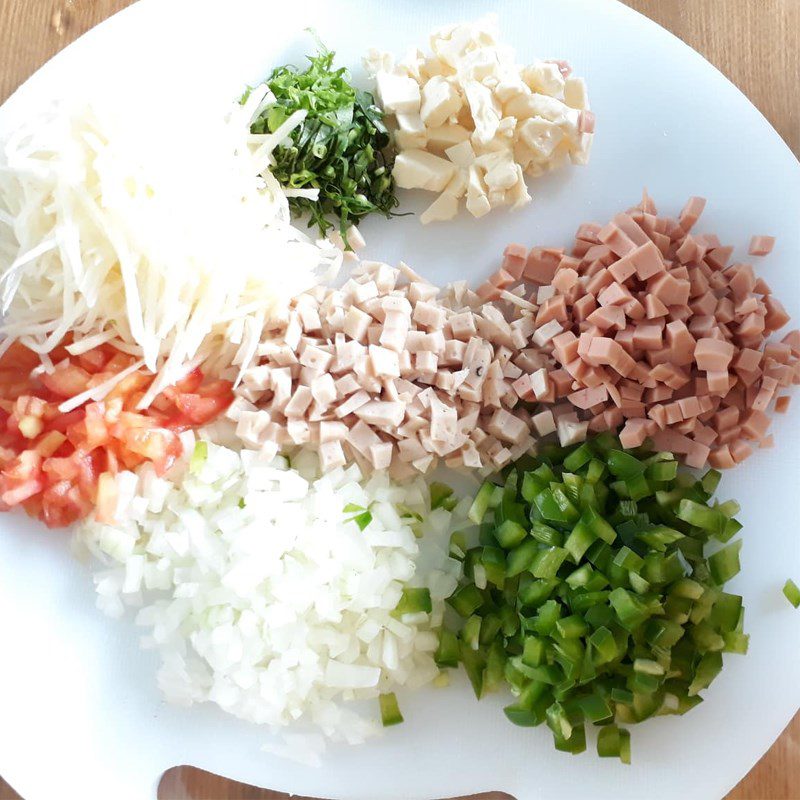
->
{"left": 0, "top": 1, "right": 797, "bottom": 798}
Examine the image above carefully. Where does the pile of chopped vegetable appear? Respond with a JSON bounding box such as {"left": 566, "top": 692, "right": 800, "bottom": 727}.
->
{"left": 79, "top": 442, "right": 463, "bottom": 761}
{"left": 0, "top": 342, "right": 231, "bottom": 527}
{"left": 439, "top": 432, "right": 746, "bottom": 761}
{"left": 251, "top": 43, "right": 398, "bottom": 241}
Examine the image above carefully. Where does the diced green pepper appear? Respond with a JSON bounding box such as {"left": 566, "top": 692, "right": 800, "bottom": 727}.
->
{"left": 189, "top": 440, "right": 208, "bottom": 475}
{"left": 395, "top": 587, "right": 431, "bottom": 616}
{"left": 379, "top": 692, "right": 403, "bottom": 726}
{"left": 530, "top": 546, "right": 569, "bottom": 580}
{"left": 708, "top": 540, "right": 742, "bottom": 585}
{"left": 495, "top": 519, "right": 527, "bottom": 549}
{"left": 447, "top": 584, "right": 484, "bottom": 617}
{"left": 434, "top": 629, "right": 459, "bottom": 668}
{"left": 783, "top": 579, "right": 800, "bottom": 608}
{"left": 468, "top": 481, "right": 496, "bottom": 524}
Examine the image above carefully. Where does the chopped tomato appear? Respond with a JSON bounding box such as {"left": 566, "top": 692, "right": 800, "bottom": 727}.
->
{"left": 0, "top": 342, "right": 233, "bottom": 528}
{"left": 39, "top": 364, "right": 92, "bottom": 398}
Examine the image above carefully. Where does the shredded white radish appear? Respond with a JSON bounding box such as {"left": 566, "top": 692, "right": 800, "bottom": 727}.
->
{"left": 0, "top": 85, "right": 342, "bottom": 404}
{"left": 77, "top": 439, "right": 465, "bottom": 758}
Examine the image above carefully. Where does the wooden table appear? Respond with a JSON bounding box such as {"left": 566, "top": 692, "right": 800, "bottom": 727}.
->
{"left": 0, "top": 1, "right": 797, "bottom": 798}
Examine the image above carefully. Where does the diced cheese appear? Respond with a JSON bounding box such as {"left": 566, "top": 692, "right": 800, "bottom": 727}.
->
{"left": 445, "top": 140, "right": 476, "bottom": 167}
{"left": 420, "top": 76, "right": 463, "bottom": 127}
{"left": 420, "top": 192, "right": 459, "bottom": 225}
{"left": 375, "top": 16, "right": 592, "bottom": 222}
{"left": 393, "top": 150, "right": 456, "bottom": 192}
{"left": 564, "top": 77, "right": 589, "bottom": 110}
{"left": 426, "top": 124, "right": 471, "bottom": 153}
{"left": 443, "top": 170, "right": 468, "bottom": 199}
{"left": 375, "top": 71, "right": 421, "bottom": 114}
{"left": 521, "top": 61, "right": 565, "bottom": 97}
{"left": 395, "top": 112, "right": 427, "bottom": 150}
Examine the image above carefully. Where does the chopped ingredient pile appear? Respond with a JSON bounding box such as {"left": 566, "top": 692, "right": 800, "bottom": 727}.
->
{"left": 441, "top": 434, "right": 746, "bottom": 759}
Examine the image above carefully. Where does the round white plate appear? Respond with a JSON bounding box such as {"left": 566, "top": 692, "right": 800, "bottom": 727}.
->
{"left": 0, "top": 1, "right": 799, "bottom": 799}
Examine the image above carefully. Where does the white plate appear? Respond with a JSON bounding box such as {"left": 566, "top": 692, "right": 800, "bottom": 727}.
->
{"left": 0, "top": 1, "right": 799, "bottom": 799}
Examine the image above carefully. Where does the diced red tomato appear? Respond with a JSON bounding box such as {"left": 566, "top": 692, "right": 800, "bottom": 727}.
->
{"left": 39, "top": 364, "right": 92, "bottom": 398}
{"left": 0, "top": 342, "right": 233, "bottom": 528}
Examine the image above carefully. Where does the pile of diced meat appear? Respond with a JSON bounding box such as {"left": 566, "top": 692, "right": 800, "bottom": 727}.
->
{"left": 486, "top": 194, "right": 798, "bottom": 468}
{"left": 230, "top": 259, "right": 559, "bottom": 477}
{"left": 230, "top": 196, "right": 796, "bottom": 475}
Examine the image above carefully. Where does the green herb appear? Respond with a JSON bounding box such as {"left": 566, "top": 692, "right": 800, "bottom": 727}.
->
{"left": 249, "top": 39, "right": 399, "bottom": 241}
{"left": 439, "top": 435, "right": 745, "bottom": 761}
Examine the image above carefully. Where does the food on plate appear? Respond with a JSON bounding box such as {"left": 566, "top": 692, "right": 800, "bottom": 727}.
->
{"left": 748, "top": 236, "right": 775, "bottom": 257}
{"left": 231, "top": 258, "right": 540, "bottom": 475}
{"left": 783, "top": 579, "right": 800, "bottom": 608}
{"left": 442, "top": 435, "right": 746, "bottom": 760}
{"left": 486, "top": 194, "right": 799, "bottom": 467}
{"left": 0, "top": 86, "right": 341, "bottom": 404}
{"left": 0, "top": 6, "right": 797, "bottom": 773}
{"left": 249, "top": 42, "right": 398, "bottom": 242}
{"left": 0, "top": 342, "right": 231, "bottom": 527}
{"left": 365, "top": 15, "right": 592, "bottom": 223}
{"left": 79, "top": 440, "right": 464, "bottom": 761}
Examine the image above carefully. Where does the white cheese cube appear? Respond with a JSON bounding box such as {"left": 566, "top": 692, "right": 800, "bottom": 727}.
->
{"left": 564, "top": 77, "right": 589, "bottom": 110}
{"left": 375, "top": 70, "right": 421, "bottom": 114}
{"left": 395, "top": 112, "right": 427, "bottom": 150}
{"left": 420, "top": 192, "right": 459, "bottom": 224}
{"left": 494, "top": 66, "right": 531, "bottom": 104}
{"left": 363, "top": 49, "right": 394, "bottom": 77}
{"left": 508, "top": 166, "right": 531, "bottom": 209}
{"left": 517, "top": 118, "right": 565, "bottom": 159}
{"left": 457, "top": 46, "right": 500, "bottom": 81}
{"left": 466, "top": 193, "right": 491, "bottom": 218}
{"left": 484, "top": 155, "right": 518, "bottom": 191}
{"left": 444, "top": 169, "right": 468, "bottom": 198}
{"left": 426, "top": 124, "right": 471, "bottom": 154}
{"left": 521, "top": 61, "right": 565, "bottom": 98}
{"left": 420, "top": 76, "right": 463, "bottom": 128}
{"left": 465, "top": 165, "right": 490, "bottom": 218}
{"left": 464, "top": 80, "right": 501, "bottom": 145}
{"left": 445, "top": 139, "right": 476, "bottom": 167}
{"left": 570, "top": 132, "right": 593, "bottom": 166}
{"left": 505, "top": 92, "right": 573, "bottom": 124}
{"left": 393, "top": 149, "right": 456, "bottom": 192}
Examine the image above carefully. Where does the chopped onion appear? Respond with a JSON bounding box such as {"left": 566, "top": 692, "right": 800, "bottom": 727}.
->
{"left": 77, "top": 438, "right": 464, "bottom": 756}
